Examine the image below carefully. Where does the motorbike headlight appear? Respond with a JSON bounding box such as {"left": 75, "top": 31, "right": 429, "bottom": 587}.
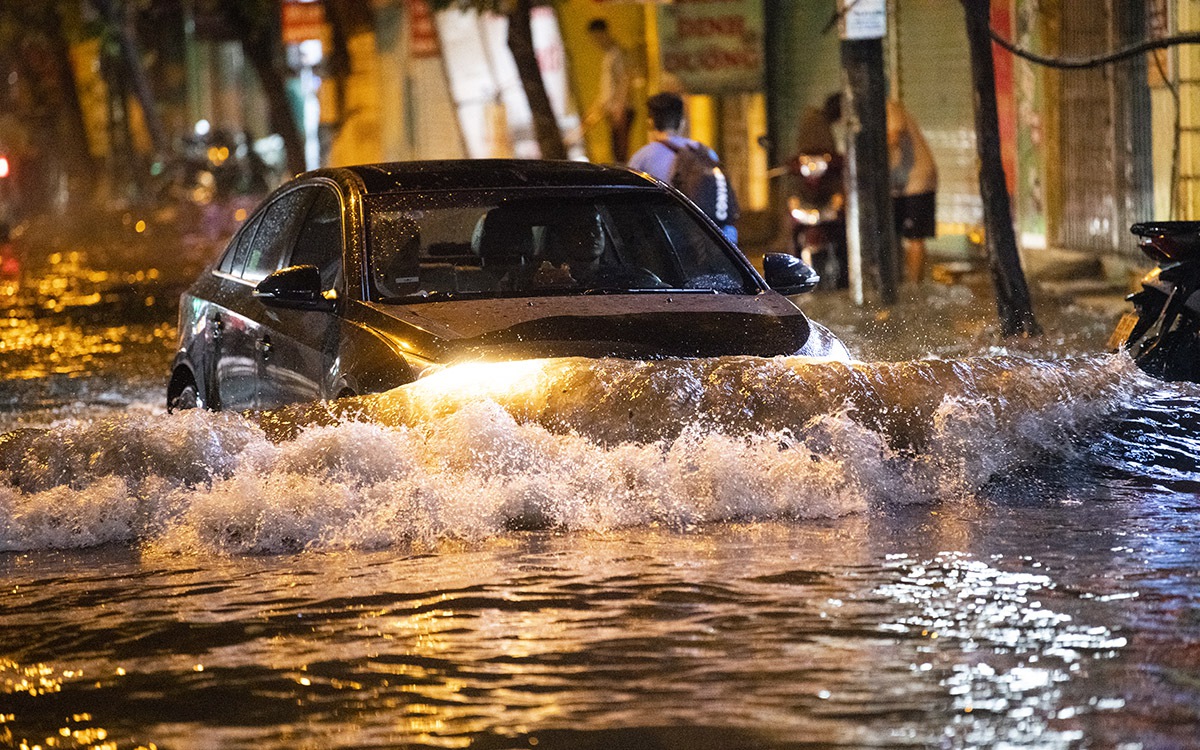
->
{"left": 798, "top": 157, "right": 829, "bottom": 179}
{"left": 791, "top": 207, "right": 822, "bottom": 226}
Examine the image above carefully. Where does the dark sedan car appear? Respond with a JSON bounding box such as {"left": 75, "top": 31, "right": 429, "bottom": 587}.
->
{"left": 167, "top": 160, "right": 849, "bottom": 411}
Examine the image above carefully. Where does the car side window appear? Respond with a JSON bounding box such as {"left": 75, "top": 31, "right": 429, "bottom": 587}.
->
{"left": 218, "top": 212, "right": 264, "bottom": 276}
{"left": 242, "top": 187, "right": 317, "bottom": 283}
{"left": 289, "top": 187, "right": 343, "bottom": 291}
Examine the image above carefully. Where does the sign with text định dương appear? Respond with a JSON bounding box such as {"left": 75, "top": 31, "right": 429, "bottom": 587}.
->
{"left": 657, "top": 0, "right": 764, "bottom": 95}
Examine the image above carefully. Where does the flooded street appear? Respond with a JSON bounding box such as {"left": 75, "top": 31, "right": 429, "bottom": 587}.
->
{"left": 4, "top": 247, "right": 1200, "bottom": 749}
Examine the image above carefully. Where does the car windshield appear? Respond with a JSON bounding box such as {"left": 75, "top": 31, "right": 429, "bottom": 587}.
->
{"left": 364, "top": 189, "right": 760, "bottom": 301}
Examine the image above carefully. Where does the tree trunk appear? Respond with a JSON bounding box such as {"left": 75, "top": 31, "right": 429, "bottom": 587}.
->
{"left": 91, "top": 0, "right": 170, "bottom": 157}
{"left": 962, "top": 0, "right": 1041, "bottom": 336}
{"left": 101, "top": 41, "right": 136, "bottom": 200}
{"left": 43, "top": 3, "right": 96, "bottom": 179}
{"left": 507, "top": 0, "right": 566, "bottom": 160}
{"left": 325, "top": 9, "right": 350, "bottom": 140}
{"left": 240, "top": 27, "right": 307, "bottom": 176}
{"left": 324, "top": 1, "right": 376, "bottom": 148}
{"left": 216, "top": 0, "right": 306, "bottom": 176}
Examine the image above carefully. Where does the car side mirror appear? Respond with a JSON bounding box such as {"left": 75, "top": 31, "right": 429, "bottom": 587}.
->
{"left": 254, "top": 265, "right": 335, "bottom": 310}
{"left": 763, "top": 252, "right": 820, "bottom": 295}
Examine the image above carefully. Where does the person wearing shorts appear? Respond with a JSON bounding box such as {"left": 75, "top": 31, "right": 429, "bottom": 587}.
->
{"left": 887, "top": 99, "right": 938, "bottom": 285}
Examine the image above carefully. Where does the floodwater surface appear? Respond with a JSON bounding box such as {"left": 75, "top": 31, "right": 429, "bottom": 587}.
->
{"left": 2, "top": 250, "right": 1200, "bottom": 749}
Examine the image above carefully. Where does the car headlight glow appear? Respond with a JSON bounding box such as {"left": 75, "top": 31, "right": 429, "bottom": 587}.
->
{"left": 413, "top": 359, "right": 552, "bottom": 398}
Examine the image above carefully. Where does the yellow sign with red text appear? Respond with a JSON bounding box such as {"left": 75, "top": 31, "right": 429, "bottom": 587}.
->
{"left": 658, "top": 0, "right": 763, "bottom": 94}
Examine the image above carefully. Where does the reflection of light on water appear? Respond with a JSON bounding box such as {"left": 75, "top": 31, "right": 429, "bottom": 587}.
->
{"left": 0, "top": 658, "right": 65, "bottom": 696}
{"left": 0, "top": 248, "right": 172, "bottom": 382}
{"left": 0, "top": 317, "right": 132, "bottom": 379}
{"left": 878, "top": 553, "right": 1128, "bottom": 747}
{"left": 384, "top": 602, "right": 567, "bottom": 742}
{"left": 0, "top": 660, "right": 144, "bottom": 749}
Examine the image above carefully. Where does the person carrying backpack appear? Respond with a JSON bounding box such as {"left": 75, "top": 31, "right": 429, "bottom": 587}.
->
{"left": 628, "top": 92, "right": 740, "bottom": 243}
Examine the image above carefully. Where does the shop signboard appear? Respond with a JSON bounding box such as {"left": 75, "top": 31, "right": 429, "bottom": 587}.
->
{"left": 840, "top": 0, "right": 886, "bottom": 41}
{"left": 436, "top": 6, "right": 583, "bottom": 160}
{"left": 657, "top": 0, "right": 763, "bottom": 94}
{"left": 407, "top": 0, "right": 440, "bottom": 58}
{"left": 281, "top": 0, "right": 326, "bottom": 45}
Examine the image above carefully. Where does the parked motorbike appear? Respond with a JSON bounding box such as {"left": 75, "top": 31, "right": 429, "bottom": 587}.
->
{"left": 1111, "top": 221, "right": 1200, "bottom": 382}
{"left": 786, "top": 151, "right": 847, "bottom": 289}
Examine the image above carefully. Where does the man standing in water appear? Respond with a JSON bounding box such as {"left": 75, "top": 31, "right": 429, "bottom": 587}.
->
{"left": 583, "top": 18, "right": 634, "bottom": 163}
{"left": 888, "top": 98, "right": 938, "bottom": 286}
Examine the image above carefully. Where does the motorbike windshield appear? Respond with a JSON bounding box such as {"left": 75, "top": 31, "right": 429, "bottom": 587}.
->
{"left": 365, "top": 189, "right": 761, "bottom": 301}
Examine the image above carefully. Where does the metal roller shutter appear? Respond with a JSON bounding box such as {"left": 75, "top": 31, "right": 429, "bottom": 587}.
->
{"left": 1056, "top": 0, "right": 1151, "bottom": 258}
{"left": 894, "top": 0, "right": 982, "bottom": 236}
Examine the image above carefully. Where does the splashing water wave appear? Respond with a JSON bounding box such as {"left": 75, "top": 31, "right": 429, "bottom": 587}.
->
{"left": 0, "top": 354, "right": 1165, "bottom": 553}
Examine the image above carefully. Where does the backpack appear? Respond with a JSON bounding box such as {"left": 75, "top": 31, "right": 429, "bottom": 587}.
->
{"left": 663, "top": 140, "right": 740, "bottom": 227}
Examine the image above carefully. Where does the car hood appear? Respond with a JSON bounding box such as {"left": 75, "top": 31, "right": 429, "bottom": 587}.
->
{"left": 362, "top": 293, "right": 820, "bottom": 360}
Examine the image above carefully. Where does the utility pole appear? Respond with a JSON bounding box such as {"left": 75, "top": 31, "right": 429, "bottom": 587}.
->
{"left": 839, "top": 0, "right": 896, "bottom": 305}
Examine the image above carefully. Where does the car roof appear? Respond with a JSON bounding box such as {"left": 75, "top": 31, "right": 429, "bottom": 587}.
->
{"left": 309, "top": 159, "right": 658, "bottom": 195}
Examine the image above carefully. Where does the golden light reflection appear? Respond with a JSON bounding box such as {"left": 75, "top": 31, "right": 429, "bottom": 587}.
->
{"left": 0, "top": 317, "right": 133, "bottom": 379}
{"left": 1, "top": 707, "right": 133, "bottom": 750}
{"left": 1, "top": 248, "right": 176, "bottom": 382}
{"left": 363, "top": 595, "right": 572, "bottom": 745}
{"left": 0, "top": 659, "right": 65, "bottom": 696}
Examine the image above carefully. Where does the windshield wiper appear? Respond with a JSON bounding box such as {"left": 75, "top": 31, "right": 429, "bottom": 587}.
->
{"left": 377, "top": 287, "right": 735, "bottom": 302}
{"left": 577, "top": 286, "right": 704, "bottom": 295}
{"left": 580, "top": 287, "right": 639, "bottom": 295}
{"left": 377, "top": 290, "right": 500, "bottom": 303}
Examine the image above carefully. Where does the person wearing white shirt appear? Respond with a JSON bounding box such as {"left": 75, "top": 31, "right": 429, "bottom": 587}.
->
{"left": 583, "top": 19, "right": 634, "bottom": 163}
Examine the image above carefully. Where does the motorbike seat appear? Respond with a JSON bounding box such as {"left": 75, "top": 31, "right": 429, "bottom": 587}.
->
{"left": 1131, "top": 221, "right": 1200, "bottom": 263}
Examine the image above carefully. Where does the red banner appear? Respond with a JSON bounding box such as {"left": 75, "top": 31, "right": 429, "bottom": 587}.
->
{"left": 408, "top": 0, "right": 440, "bottom": 58}
{"left": 281, "top": 1, "right": 326, "bottom": 45}
{"left": 991, "top": 1, "right": 1015, "bottom": 196}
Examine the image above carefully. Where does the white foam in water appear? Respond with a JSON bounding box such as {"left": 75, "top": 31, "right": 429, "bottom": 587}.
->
{"left": 0, "top": 354, "right": 1151, "bottom": 554}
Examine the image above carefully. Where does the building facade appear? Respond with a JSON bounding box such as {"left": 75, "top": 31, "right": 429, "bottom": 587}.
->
{"left": 169, "top": 0, "right": 1194, "bottom": 271}
{"left": 764, "top": 0, "right": 1188, "bottom": 271}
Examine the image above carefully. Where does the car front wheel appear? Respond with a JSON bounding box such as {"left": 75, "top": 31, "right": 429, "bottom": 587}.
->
{"left": 167, "top": 372, "right": 203, "bottom": 412}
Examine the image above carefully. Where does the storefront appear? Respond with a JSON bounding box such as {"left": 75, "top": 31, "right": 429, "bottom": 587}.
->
{"left": 891, "top": 0, "right": 982, "bottom": 241}
{"left": 324, "top": 0, "right": 584, "bottom": 166}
